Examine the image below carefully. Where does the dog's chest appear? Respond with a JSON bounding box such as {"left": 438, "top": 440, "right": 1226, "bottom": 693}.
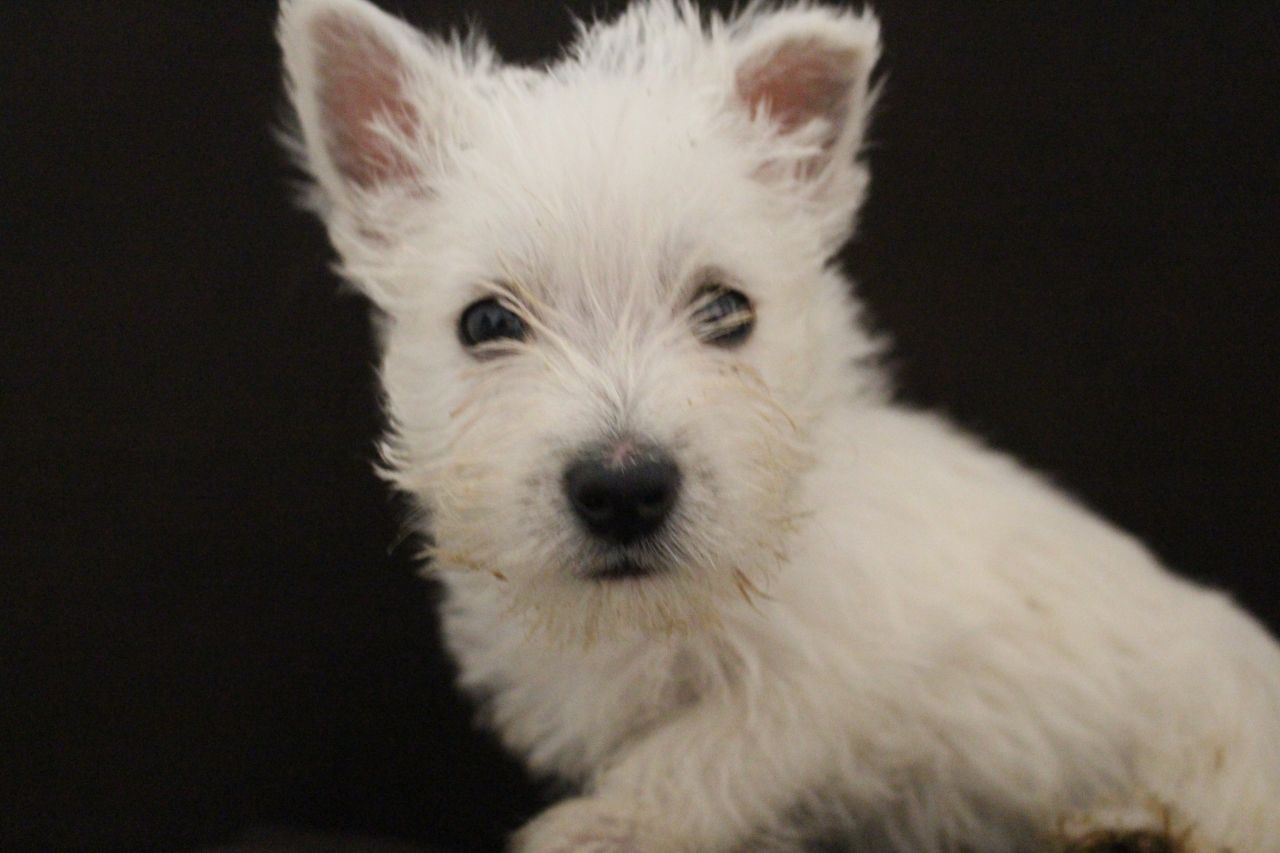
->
{"left": 438, "top": 575, "right": 716, "bottom": 779}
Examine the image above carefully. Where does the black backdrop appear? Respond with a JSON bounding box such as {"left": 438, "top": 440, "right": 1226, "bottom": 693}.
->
{"left": 3, "top": 2, "right": 1277, "bottom": 851}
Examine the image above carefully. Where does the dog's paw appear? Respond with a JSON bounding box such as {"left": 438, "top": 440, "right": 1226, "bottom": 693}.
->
{"left": 1061, "top": 831, "right": 1185, "bottom": 853}
{"left": 511, "top": 797, "right": 681, "bottom": 853}
{"left": 1056, "top": 801, "right": 1194, "bottom": 853}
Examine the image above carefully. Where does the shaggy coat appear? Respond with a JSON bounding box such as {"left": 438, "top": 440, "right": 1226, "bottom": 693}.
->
{"left": 278, "top": 1, "right": 1280, "bottom": 849}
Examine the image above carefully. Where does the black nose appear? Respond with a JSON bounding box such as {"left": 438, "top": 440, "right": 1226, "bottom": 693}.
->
{"left": 563, "top": 448, "right": 681, "bottom": 545}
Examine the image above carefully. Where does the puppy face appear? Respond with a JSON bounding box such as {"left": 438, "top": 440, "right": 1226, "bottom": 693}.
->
{"left": 280, "top": 0, "right": 881, "bottom": 641}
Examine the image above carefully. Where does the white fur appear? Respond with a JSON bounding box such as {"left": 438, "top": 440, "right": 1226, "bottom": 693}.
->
{"left": 278, "top": 1, "right": 1280, "bottom": 849}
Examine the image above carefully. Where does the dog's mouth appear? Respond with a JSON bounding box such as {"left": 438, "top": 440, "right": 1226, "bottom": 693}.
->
{"left": 586, "top": 556, "right": 661, "bottom": 582}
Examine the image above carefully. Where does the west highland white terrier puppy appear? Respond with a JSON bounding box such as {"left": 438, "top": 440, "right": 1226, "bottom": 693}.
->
{"left": 277, "top": 0, "right": 1280, "bottom": 849}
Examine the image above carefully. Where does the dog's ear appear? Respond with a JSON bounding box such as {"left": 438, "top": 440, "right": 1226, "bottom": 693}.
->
{"left": 279, "top": 0, "right": 482, "bottom": 233}
{"left": 731, "top": 7, "right": 880, "bottom": 232}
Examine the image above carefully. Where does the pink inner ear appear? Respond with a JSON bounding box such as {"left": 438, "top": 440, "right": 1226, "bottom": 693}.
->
{"left": 311, "top": 13, "right": 420, "bottom": 190}
{"left": 737, "top": 38, "right": 858, "bottom": 147}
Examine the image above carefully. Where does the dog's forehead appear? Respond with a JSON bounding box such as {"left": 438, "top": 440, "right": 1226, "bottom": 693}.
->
{"left": 443, "top": 79, "right": 756, "bottom": 306}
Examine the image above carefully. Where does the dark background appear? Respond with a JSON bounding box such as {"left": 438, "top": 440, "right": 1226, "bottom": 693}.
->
{"left": 3, "top": 2, "right": 1277, "bottom": 851}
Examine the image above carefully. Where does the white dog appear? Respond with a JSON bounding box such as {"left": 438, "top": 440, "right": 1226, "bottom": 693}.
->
{"left": 277, "top": 0, "right": 1280, "bottom": 849}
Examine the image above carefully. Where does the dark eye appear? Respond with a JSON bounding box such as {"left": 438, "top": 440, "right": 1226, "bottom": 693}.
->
{"left": 459, "top": 298, "right": 527, "bottom": 349}
{"left": 692, "top": 286, "right": 754, "bottom": 346}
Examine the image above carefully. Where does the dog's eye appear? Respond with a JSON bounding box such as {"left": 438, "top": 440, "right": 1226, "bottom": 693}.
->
{"left": 459, "top": 298, "right": 527, "bottom": 349}
{"left": 691, "top": 287, "right": 754, "bottom": 346}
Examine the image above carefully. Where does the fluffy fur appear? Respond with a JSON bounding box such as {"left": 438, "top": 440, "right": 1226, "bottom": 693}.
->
{"left": 277, "top": 1, "right": 1280, "bottom": 849}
